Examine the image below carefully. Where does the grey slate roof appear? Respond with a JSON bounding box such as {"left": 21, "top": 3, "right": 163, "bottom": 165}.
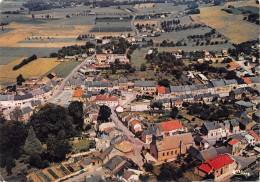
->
{"left": 224, "top": 79, "right": 237, "bottom": 85}
{"left": 134, "top": 81, "right": 156, "bottom": 87}
{"left": 41, "top": 86, "right": 52, "bottom": 93}
{"left": 203, "top": 122, "right": 217, "bottom": 131}
{"left": 103, "top": 155, "right": 125, "bottom": 171}
{"left": 87, "top": 81, "right": 113, "bottom": 87}
{"left": 0, "top": 95, "right": 14, "bottom": 101}
{"left": 197, "top": 147, "right": 218, "bottom": 162}
{"left": 230, "top": 119, "right": 239, "bottom": 127}
{"left": 249, "top": 77, "right": 260, "bottom": 83}
{"left": 211, "top": 80, "right": 226, "bottom": 87}
{"left": 14, "top": 94, "right": 33, "bottom": 101}
{"left": 31, "top": 100, "right": 41, "bottom": 107}
{"left": 22, "top": 106, "right": 32, "bottom": 114}
{"left": 144, "top": 126, "right": 158, "bottom": 135}
{"left": 235, "top": 101, "right": 255, "bottom": 107}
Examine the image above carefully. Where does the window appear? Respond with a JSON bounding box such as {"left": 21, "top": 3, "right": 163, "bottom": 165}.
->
{"left": 175, "top": 150, "right": 177, "bottom": 154}
{"left": 167, "top": 152, "right": 169, "bottom": 156}
{"left": 171, "top": 151, "right": 173, "bottom": 155}
{"left": 163, "top": 153, "right": 165, "bottom": 156}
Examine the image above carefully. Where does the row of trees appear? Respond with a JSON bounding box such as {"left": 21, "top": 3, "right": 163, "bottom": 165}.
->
{"left": 13, "top": 55, "right": 37, "bottom": 70}
{"left": 162, "top": 23, "right": 204, "bottom": 33}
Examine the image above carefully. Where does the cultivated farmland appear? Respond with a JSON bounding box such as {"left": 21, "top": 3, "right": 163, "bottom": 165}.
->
{"left": 0, "top": 57, "right": 60, "bottom": 84}
{"left": 191, "top": 1, "right": 259, "bottom": 44}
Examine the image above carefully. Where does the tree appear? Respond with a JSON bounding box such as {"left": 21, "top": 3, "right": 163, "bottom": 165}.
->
{"left": 68, "top": 101, "right": 84, "bottom": 130}
{"left": 170, "top": 106, "right": 179, "bottom": 119}
{"left": 29, "top": 104, "right": 75, "bottom": 143}
{"left": 0, "top": 119, "right": 27, "bottom": 175}
{"left": 143, "top": 163, "right": 154, "bottom": 173}
{"left": 24, "top": 126, "right": 44, "bottom": 156}
{"left": 158, "top": 79, "right": 170, "bottom": 87}
{"left": 140, "top": 64, "right": 147, "bottom": 71}
{"left": 17, "top": 74, "right": 25, "bottom": 85}
{"left": 46, "top": 133, "right": 72, "bottom": 162}
{"left": 97, "top": 105, "right": 111, "bottom": 123}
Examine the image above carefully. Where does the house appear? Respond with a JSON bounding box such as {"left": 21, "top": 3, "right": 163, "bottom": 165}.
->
{"left": 230, "top": 119, "right": 240, "bottom": 134}
{"left": 236, "top": 116, "right": 254, "bottom": 131}
{"left": 72, "top": 89, "right": 84, "bottom": 102}
{"left": 79, "top": 158, "right": 95, "bottom": 170}
{"left": 249, "top": 130, "right": 260, "bottom": 144}
{"left": 158, "top": 120, "right": 186, "bottom": 137}
{"left": 92, "top": 95, "right": 119, "bottom": 107}
{"left": 115, "top": 105, "right": 124, "bottom": 113}
{"left": 150, "top": 133, "right": 194, "bottom": 162}
{"left": 201, "top": 122, "right": 219, "bottom": 139}
{"left": 129, "top": 120, "right": 142, "bottom": 133}
{"left": 172, "top": 50, "right": 182, "bottom": 59}
{"left": 196, "top": 154, "right": 236, "bottom": 179}
{"left": 22, "top": 106, "right": 33, "bottom": 122}
{"left": 235, "top": 101, "right": 256, "bottom": 110}
{"left": 99, "top": 122, "right": 116, "bottom": 132}
{"left": 141, "top": 126, "right": 160, "bottom": 144}
{"left": 98, "top": 146, "right": 123, "bottom": 165}
{"left": 227, "top": 139, "right": 242, "bottom": 155}
{"left": 130, "top": 103, "right": 149, "bottom": 111}
{"left": 134, "top": 81, "right": 157, "bottom": 95}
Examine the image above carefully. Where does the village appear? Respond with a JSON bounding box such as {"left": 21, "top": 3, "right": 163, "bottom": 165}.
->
{"left": 0, "top": 34, "right": 259, "bottom": 182}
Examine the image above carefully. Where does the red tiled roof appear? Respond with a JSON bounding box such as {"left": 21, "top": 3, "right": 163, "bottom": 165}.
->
{"left": 73, "top": 89, "right": 84, "bottom": 97}
{"left": 249, "top": 130, "right": 260, "bottom": 140}
{"left": 174, "top": 101, "right": 182, "bottom": 105}
{"left": 204, "top": 155, "right": 233, "bottom": 171}
{"left": 93, "top": 95, "right": 118, "bottom": 102}
{"left": 228, "top": 139, "right": 239, "bottom": 146}
{"left": 160, "top": 120, "right": 183, "bottom": 132}
{"left": 104, "top": 127, "right": 111, "bottom": 132}
{"left": 115, "top": 105, "right": 121, "bottom": 109}
{"left": 158, "top": 87, "right": 165, "bottom": 94}
{"left": 243, "top": 77, "right": 251, "bottom": 84}
{"left": 199, "top": 164, "right": 212, "bottom": 173}
{"left": 131, "top": 120, "right": 139, "bottom": 126}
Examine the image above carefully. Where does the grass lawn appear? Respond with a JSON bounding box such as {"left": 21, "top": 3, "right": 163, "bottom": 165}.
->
{"left": 131, "top": 48, "right": 149, "bottom": 67}
{"left": 69, "top": 139, "right": 90, "bottom": 153}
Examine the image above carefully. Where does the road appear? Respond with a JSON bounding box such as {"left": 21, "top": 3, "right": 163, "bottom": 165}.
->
{"left": 130, "top": 13, "right": 140, "bottom": 37}
{"left": 47, "top": 55, "right": 95, "bottom": 104}
{"left": 229, "top": 56, "right": 253, "bottom": 75}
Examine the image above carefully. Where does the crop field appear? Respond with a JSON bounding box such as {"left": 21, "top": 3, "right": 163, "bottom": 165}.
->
{"left": 191, "top": 1, "right": 259, "bottom": 44}
{"left": 45, "top": 62, "right": 81, "bottom": 78}
{"left": 132, "top": 3, "right": 188, "bottom": 14}
{"left": 157, "top": 43, "right": 234, "bottom": 52}
{"left": 0, "top": 28, "right": 14, "bottom": 35}
{"left": 19, "top": 37, "right": 77, "bottom": 43}
{"left": 0, "top": 57, "right": 60, "bottom": 84}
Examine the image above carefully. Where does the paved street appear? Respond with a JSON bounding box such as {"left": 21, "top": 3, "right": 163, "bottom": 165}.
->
{"left": 229, "top": 56, "right": 253, "bottom": 75}
{"left": 48, "top": 55, "right": 95, "bottom": 104}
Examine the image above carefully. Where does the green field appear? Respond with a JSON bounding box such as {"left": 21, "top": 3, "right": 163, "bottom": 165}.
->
{"left": 0, "top": 47, "right": 60, "bottom": 58}
{"left": 0, "top": 57, "right": 19, "bottom": 65}
{"left": 90, "top": 26, "right": 132, "bottom": 32}
{"left": 45, "top": 62, "right": 81, "bottom": 77}
{"left": 237, "top": 6, "right": 259, "bottom": 14}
